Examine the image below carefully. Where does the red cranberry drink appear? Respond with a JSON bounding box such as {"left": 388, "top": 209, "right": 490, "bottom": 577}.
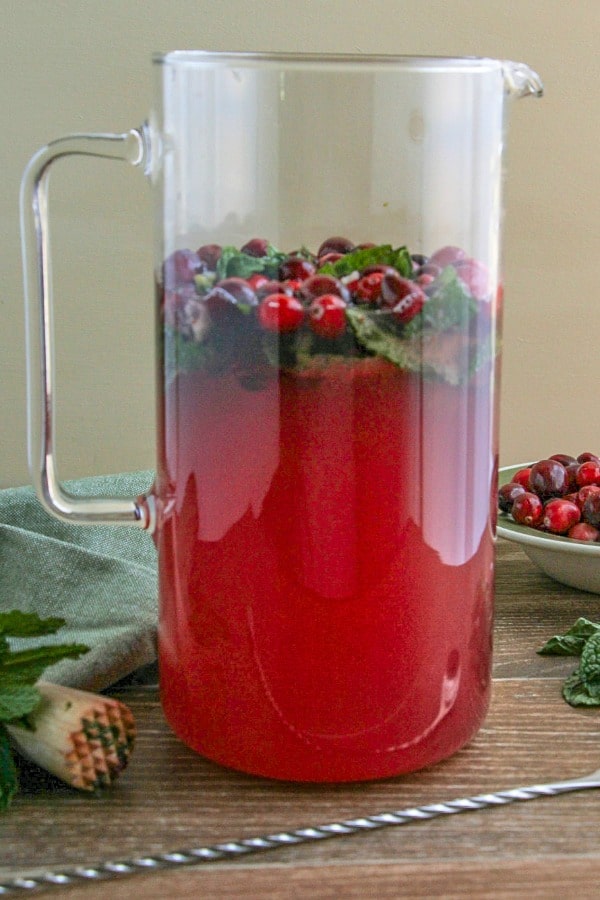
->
{"left": 155, "top": 238, "right": 497, "bottom": 782}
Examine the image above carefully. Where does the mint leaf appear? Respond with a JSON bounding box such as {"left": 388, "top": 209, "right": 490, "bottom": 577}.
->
{"left": 0, "top": 684, "right": 41, "bottom": 722}
{"left": 405, "top": 266, "right": 477, "bottom": 337}
{"left": 0, "top": 644, "right": 89, "bottom": 690}
{"left": 318, "top": 244, "right": 412, "bottom": 279}
{"left": 346, "top": 307, "right": 414, "bottom": 369}
{"left": 537, "top": 617, "right": 600, "bottom": 656}
{"left": 216, "top": 244, "right": 286, "bottom": 281}
{"left": 0, "top": 611, "right": 66, "bottom": 639}
{"left": 580, "top": 631, "right": 600, "bottom": 690}
{"left": 562, "top": 669, "right": 600, "bottom": 707}
{"left": 0, "top": 726, "right": 18, "bottom": 811}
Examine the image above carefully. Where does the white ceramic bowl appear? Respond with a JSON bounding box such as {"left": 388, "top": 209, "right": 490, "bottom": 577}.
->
{"left": 497, "top": 464, "right": 600, "bottom": 594}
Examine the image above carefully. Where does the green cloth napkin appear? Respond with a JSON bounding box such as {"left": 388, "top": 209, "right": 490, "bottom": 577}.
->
{"left": 0, "top": 472, "right": 158, "bottom": 691}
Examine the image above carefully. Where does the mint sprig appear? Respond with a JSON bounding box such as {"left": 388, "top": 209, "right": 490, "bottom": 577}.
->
{"left": 537, "top": 617, "right": 600, "bottom": 706}
{"left": 0, "top": 611, "right": 89, "bottom": 810}
{"left": 318, "top": 244, "right": 412, "bottom": 278}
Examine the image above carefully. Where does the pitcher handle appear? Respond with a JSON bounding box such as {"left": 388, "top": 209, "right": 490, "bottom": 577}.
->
{"left": 20, "top": 126, "right": 155, "bottom": 530}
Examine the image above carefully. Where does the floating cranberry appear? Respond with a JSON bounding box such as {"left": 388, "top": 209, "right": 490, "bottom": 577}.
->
{"left": 299, "top": 274, "right": 349, "bottom": 303}
{"left": 416, "top": 263, "right": 442, "bottom": 280}
{"left": 542, "top": 498, "right": 581, "bottom": 534}
{"left": 411, "top": 253, "right": 429, "bottom": 268}
{"left": 258, "top": 293, "right": 304, "bottom": 333}
{"left": 362, "top": 264, "right": 397, "bottom": 277}
{"left": 204, "top": 287, "right": 246, "bottom": 324}
{"left": 380, "top": 272, "right": 426, "bottom": 324}
{"left": 392, "top": 290, "right": 426, "bottom": 325}
{"left": 511, "top": 492, "right": 544, "bottom": 527}
{"left": 576, "top": 460, "right": 600, "bottom": 488}
{"left": 241, "top": 237, "right": 270, "bottom": 257}
{"left": 255, "top": 279, "right": 287, "bottom": 299}
{"left": 247, "top": 273, "right": 270, "bottom": 292}
{"left": 317, "top": 236, "right": 355, "bottom": 257}
{"left": 196, "top": 243, "right": 222, "bottom": 270}
{"left": 279, "top": 257, "right": 316, "bottom": 281}
{"left": 355, "top": 272, "right": 385, "bottom": 304}
{"left": 454, "top": 258, "right": 490, "bottom": 301}
{"left": 309, "top": 294, "right": 347, "bottom": 338}
{"left": 318, "top": 252, "right": 344, "bottom": 267}
{"left": 498, "top": 482, "right": 526, "bottom": 513}
{"left": 429, "top": 246, "right": 468, "bottom": 268}
{"left": 163, "top": 249, "right": 204, "bottom": 287}
{"left": 528, "top": 459, "right": 569, "bottom": 499}
{"left": 217, "top": 277, "right": 258, "bottom": 307}
{"left": 568, "top": 522, "right": 600, "bottom": 542}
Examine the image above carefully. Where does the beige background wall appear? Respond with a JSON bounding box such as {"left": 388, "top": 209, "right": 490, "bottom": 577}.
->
{"left": 2, "top": 0, "right": 599, "bottom": 489}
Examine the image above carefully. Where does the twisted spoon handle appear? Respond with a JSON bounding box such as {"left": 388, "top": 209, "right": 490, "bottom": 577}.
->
{"left": 2, "top": 768, "right": 599, "bottom": 895}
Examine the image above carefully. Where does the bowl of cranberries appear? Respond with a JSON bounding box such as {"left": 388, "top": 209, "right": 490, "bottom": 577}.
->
{"left": 497, "top": 453, "right": 600, "bottom": 593}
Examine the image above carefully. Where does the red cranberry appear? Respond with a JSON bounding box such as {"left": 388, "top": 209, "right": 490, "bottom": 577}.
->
{"left": 392, "top": 290, "right": 426, "bottom": 324}
{"left": 163, "top": 249, "right": 204, "bottom": 287}
{"left": 279, "top": 257, "right": 316, "bottom": 281}
{"left": 498, "top": 482, "right": 526, "bottom": 513}
{"left": 512, "top": 467, "right": 532, "bottom": 489}
{"left": 549, "top": 453, "right": 578, "bottom": 467}
{"left": 247, "top": 273, "right": 270, "bottom": 292}
{"left": 299, "top": 274, "right": 349, "bottom": 303}
{"left": 216, "top": 277, "right": 258, "bottom": 306}
{"left": 577, "top": 485, "right": 600, "bottom": 509}
{"left": 196, "top": 243, "right": 222, "bottom": 270}
{"left": 318, "top": 252, "right": 344, "bottom": 266}
{"left": 204, "top": 287, "right": 245, "bottom": 325}
{"left": 317, "top": 236, "right": 355, "bottom": 257}
{"left": 258, "top": 293, "right": 304, "bottom": 333}
{"left": 565, "top": 462, "right": 581, "bottom": 491}
{"left": 255, "top": 279, "right": 287, "bottom": 299}
{"left": 542, "top": 498, "right": 581, "bottom": 534}
{"left": 416, "top": 263, "right": 442, "bottom": 280}
{"left": 576, "top": 460, "right": 600, "bottom": 488}
{"left": 582, "top": 491, "right": 600, "bottom": 527}
{"left": 511, "top": 492, "right": 544, "bottom": 527}
{"left": 308, "top": 294, "right": 347, "bottom": 338}
{"left": 577, "top": 452, "right": 600, "bottom": 464}
{"left": 380, "top": 272, "right": 410, "bottom": 305}
{"left": 528, "top": 459, "right": 569, "bottom": 499}
{"left": 355, "top": 272, "right": 385, "bottom": 303}
{"left": 381, "top": 272, "right": 426, "bottom": 324}
{"left": 240, "top": 237, "right": 270, "bottom": 257}
{"left": 362, "top": 264, "right": 398, "bottom": 277}
{"left": 429, "top": 246, "right": 468, "bottom": 268}
{"left": 454, "top": 258, "right": 490, "bottom": 301}
{"left": 568, "top": 522, "right": 600, "bottom": 542}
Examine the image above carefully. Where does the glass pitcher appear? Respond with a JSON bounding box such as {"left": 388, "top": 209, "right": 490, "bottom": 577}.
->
{"left": 21, "top": 53, "right": 542, "bottom": 782}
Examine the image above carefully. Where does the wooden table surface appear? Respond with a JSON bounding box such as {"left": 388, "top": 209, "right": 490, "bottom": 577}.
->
{"left": 2, "top": 539, "right": 600, "bottom": 898}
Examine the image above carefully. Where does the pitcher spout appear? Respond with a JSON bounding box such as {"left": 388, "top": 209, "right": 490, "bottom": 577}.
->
{"left": 502, "top": 60, "right": 544, "bottom": 99}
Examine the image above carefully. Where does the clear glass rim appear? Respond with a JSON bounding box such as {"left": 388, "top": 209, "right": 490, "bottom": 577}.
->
{"left": 153, "top": 50, "right": 505, "bottom": 73}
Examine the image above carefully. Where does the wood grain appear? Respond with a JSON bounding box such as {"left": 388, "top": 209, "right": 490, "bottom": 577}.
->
{"left": 1, "top": 539, "right": 599, "bottom": 897}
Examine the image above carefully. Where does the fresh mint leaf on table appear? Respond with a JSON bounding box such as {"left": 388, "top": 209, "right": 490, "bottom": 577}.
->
{"left": 538, "top": 618, "right": 600, "bottom": 707}
{"left": 0, "top": 610, "right": 89, "bottom": 810}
